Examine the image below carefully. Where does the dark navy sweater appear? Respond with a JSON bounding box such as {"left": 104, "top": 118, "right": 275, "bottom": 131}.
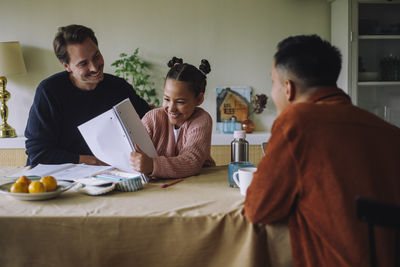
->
{"left": 24, "top": 71, "right": 151, "bottom": 166}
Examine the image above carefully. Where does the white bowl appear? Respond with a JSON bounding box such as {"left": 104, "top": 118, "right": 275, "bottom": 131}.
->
{"left": 0, "top": 179, "right": 74, "bottom": 201}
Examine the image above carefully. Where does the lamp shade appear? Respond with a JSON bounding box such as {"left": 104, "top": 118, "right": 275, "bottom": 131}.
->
{"left": 0, "top": 41, "right": 26, "bottom": 76}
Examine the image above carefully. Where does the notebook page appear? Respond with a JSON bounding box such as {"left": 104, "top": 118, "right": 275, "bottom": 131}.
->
{"left": 113, "top": 99, "right": 158, "bottom": 157}
{"left": 78, "top": 108, "right": 140, "bottom": 173}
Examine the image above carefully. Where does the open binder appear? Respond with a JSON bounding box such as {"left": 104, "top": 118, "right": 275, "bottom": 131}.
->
{"left": 78, "top": 98, "right": 158, "bottom": 182}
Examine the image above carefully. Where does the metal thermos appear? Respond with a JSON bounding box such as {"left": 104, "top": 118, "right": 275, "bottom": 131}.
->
{"left": 231, "top": 130, "right": 249, "bottom": 162}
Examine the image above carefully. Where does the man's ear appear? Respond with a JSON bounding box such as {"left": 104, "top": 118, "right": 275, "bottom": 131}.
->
{"left": 284, "top": 80, "right": 296, "bottom": 102}
{"left": 196, "top": 92, "right": 204, "bottom": 106}
{"left": 61, "top": 62, "right": 72, "bottom": 72}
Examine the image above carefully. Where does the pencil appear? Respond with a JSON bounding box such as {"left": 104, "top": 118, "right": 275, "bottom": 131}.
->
{"left": 161, "top": 178, "right": 184, "bottom": 188}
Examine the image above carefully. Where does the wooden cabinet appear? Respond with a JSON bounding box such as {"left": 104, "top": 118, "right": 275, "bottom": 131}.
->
{"left": 0, "top": 135, "right": 268, "bottom": 167}
{"left": 0, "top": 137, "right": 27, "bottom": 166}
{"left": 0, "top": 149, "right": 27, "bottom": 166}
{"left": 0, "top": 145, "right": 265, "bottom": 167}
{"left": 211, "top": 132, "right": 269, "bottom": 166}
{"left": 211, "top": 145, "right": 264, "bottom": 166}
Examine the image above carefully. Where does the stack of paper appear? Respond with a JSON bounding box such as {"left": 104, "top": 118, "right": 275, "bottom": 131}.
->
{"left": 7, "top": 163, "right": 113, "bottom": 181}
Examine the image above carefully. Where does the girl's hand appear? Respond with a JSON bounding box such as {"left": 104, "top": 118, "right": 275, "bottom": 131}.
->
{"left": 130, "top": 145, "right": 154, "bottom": 175}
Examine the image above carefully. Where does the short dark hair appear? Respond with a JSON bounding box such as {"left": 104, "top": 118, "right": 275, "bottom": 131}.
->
{"left": 274, "top": 34, "right": 342, "bottom": 88}
{"left": 166, "top": 57, "right": 211, "bottom": 96}
{"left": 53, "top": 24, "right": 98, "bottom": 64}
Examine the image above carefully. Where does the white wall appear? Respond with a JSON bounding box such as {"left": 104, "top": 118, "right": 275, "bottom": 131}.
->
{"left": 331, "top": 0, "right": 349, "bottom": 93}
{"left": 0, "top": 0, "right": 330, "bottom": 136}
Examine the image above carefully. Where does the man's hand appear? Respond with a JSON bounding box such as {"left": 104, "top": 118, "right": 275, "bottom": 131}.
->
{"left": 130, "top": 145, "right": 153, "bottom": 175}
{"left": 79, "top": 155, "right": 108, "bottom": 166}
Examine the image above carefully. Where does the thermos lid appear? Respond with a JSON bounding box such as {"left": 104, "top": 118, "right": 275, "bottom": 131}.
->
{"left": 234, "top": 130, "right": 246, "bottom": 139}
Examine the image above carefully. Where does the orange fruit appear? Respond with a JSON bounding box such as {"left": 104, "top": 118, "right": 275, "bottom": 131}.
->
{"left": 10, "top": 182, "right": 29, "bottom": 193}
{"left": 16, "top": 175, "right": 31, "bottom": 186}
{"left": 40, "top": 176, "right": 58, "bottom": 192}
{"left": 28, "top": 181, "right": 46, "bottom": 193}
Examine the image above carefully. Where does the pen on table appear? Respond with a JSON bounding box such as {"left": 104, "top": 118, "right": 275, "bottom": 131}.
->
{"left": 161, "top": 178, "right": 184, "bottom": 188}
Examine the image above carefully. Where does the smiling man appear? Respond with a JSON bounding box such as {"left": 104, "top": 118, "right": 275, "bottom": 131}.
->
{"left": 25, "top": 25, "right": 151, "bottom": 166}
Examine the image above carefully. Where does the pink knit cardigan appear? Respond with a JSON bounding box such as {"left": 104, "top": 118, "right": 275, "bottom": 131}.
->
{"left": 142, "top": 107, "right": 215, "bottom": 178}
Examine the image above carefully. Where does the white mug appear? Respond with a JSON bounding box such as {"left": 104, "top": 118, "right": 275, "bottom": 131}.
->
{"left": 233, "top": 167, "right": 257, "bottom": 196}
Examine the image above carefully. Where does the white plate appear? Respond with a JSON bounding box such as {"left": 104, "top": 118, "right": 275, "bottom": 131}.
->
{"left": 0, "top": 180, "right": 74, "bottom": 201}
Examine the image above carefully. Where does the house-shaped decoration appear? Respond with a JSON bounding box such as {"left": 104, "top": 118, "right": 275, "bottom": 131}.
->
{"left": 216, "top": 87, "right": 250, "bottom": 123}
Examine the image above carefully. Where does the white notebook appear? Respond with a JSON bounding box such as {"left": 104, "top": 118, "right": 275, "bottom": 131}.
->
{"left": 78, "top": 98, "right": 157, "bottom": 181}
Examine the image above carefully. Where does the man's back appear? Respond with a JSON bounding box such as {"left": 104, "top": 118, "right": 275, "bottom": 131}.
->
{"left": 246, "top": 88, "right": 400, "bottom": 266}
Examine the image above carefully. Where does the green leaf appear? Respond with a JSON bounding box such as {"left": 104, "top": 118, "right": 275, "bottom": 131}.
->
{"left": 111, "top": 48, "right": 160, "bottom": 107}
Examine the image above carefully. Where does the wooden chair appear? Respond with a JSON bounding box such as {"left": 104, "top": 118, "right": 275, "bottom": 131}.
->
{"left": 356, "top": 196, "right": 400, "bottom": 267}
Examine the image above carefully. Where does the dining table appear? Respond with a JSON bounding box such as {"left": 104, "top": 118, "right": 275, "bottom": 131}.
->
{"left": 0, "top": 165, "right": 292, "bottom": 267}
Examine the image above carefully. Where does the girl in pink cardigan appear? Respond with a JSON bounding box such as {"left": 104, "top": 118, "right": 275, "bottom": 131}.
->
{"left": 129, "top": 57, "right": 215, "bottom": 178}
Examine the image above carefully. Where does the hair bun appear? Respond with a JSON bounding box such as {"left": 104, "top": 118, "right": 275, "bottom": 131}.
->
{"left": 167, "top": 57, "right": 183, "bottom": 68}
{"left": 199, "top": 59, "right": 211, "bottom": 76}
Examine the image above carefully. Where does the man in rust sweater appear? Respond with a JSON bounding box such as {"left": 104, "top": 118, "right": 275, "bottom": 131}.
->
{"left": 244, "top": 35, "right": 400, "bottom": 266}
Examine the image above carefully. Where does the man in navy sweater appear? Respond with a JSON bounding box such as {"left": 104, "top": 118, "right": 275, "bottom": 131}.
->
{"left": 25, "top": 25, "right": 151, "bottom": 166}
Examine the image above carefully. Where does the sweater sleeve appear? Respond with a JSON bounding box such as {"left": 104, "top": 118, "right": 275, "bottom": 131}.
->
{"left": 244, "top": 121, "right": 300, "bottom": 224}
{"left": 141, "top": 111, "right": 154, "bottom": 138}
{"left": 151, "top": 112, "right": 213, "bottom": 178}
{"left": 24, "top": 84, "right": 79, "bottom": 166}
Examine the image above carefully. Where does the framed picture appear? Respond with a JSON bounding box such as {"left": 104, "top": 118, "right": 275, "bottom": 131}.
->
{"left": 216, "top": 86, "right": 251, "bottom": 133}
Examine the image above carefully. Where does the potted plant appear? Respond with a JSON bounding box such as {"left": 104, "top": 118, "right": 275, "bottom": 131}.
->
{"left": 111, "top": 48, "right": 160, "bottom": 107}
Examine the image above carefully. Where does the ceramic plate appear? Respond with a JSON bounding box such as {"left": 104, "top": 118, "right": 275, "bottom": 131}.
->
{"left": 0, "top": 180, "right": 74, "bottom": 201}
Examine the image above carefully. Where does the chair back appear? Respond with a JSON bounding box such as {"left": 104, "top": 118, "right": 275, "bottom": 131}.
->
{"left": 356, "top": 196, "right": 400, "bottom": 267}
{"left": 261, "top": 142, "right": 267, "bottom": 155}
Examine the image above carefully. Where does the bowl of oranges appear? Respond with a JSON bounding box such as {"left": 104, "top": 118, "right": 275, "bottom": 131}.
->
{"left": 0, "top": 175, "right": 74, "bottom": 201}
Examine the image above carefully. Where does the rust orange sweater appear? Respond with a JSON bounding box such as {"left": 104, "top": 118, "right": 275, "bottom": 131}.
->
{"left": 142, "top": 107, "right": 215, "bottom": 178}
{"left": 245, "top": 87, "right": 400, "bottom": 267}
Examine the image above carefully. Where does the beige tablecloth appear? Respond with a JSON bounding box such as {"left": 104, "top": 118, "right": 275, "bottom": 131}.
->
{"left": 0, "top": 166, "right": 292, "bottom": 267}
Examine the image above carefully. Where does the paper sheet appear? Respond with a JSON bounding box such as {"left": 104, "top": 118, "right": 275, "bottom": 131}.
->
{"left": 6, "top": 163, "right": 113, "bottom": 180}
{"left": 48, "top": 164, "right": 113, "bottom": 180}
